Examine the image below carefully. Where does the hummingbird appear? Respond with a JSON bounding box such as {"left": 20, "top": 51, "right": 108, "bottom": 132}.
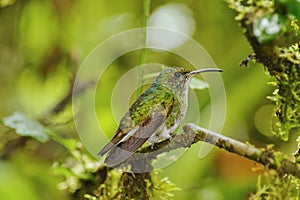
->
{"left": 98, "top": 66, "right": 223, "bottom": 167}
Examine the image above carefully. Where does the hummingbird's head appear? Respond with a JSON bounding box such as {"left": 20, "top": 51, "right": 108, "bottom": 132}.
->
{"left": 153, "top": 67, "right": 194, "bottom": 100}
{"left": 154, "top": 67, "right": 190, "bottom": 92}
{"left": 155, "top": 66, "right": 223, "bottom": 93}
{"left": 153, "top": 66, "right": 223, "bottom": 100}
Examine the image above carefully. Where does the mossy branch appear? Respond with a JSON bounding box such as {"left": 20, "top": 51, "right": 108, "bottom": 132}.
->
{"left": 226, "top": 0, "right": 300, "bottom": 140}
{"left": 183, "top": 123, "right": 300, "bottom": 178}
{"left": 135, "top": 123, "right": 300, "bottom": 178}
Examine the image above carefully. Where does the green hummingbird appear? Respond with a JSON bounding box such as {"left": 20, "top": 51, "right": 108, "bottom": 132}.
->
{"left": 98, "top": 66, "right": 222, "bottom": 167}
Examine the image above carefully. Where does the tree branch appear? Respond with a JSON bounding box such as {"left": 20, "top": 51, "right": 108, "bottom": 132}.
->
{"left": 184, "top": 123, "right": 300, "bottom": 178}
{"left": 136, "top": 123, "right": 300, "bottom": 178}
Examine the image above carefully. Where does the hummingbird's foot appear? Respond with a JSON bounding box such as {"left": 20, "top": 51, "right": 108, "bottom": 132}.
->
{"left": 151, "top": 142, "right": 155, "bottom": 149}
{"left": 169, "top": 132, "right": 176, "bottom": 140}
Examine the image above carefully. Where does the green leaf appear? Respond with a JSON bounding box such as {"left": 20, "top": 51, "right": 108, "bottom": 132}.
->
{"left": 189, "top": 78, "right": 209, "bottom": 90}
{"left": 1, "top": 112, "right": 49, "bottom": 143}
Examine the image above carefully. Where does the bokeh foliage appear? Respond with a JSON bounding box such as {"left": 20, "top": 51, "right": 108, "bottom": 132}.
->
{"left": 0, "top": 0, "right": 299, "bottom": 199}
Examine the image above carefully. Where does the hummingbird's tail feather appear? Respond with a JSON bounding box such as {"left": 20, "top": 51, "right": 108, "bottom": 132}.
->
{"left": 104, "top": 136, "right": 148, "bottom": 167}
{"left": 98, "top": 128, "right": 129, "bottom": 156}
{"left": 104, "top": 113, "right": 166, "bottom": 167}
{"left": 98, "top": 142, "right": 115, "bottom": 156}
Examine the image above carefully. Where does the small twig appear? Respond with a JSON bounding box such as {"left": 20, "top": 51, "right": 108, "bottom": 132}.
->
{"left": 47, "top": 79, "right": 96, "bottom": 115}
{"left": 239, "top": 53, "right": 256, "bottom": 67}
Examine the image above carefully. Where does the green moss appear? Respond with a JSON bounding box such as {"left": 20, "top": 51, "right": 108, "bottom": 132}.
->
{"left": 226, "top": 0, "right": 300, "bottom": 140}
{"left": 249, "top": 170, "right": 300, "bottom": 199}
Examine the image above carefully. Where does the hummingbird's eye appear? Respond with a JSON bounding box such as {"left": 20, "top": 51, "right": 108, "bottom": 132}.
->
{"left": 174, "top": 72, "right": 181, "bottom": 78}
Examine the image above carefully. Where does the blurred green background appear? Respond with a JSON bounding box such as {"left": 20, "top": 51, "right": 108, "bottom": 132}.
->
{"left": 0, "top": 0, "right": 295, "bottom": 199}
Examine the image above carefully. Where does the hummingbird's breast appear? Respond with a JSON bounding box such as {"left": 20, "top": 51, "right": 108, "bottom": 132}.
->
{"left": 148, "top": 85, "right": 189, "bottom": 143}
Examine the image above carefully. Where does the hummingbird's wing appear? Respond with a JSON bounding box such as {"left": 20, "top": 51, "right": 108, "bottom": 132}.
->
{"left": 104, "top": 110, "right": 167, "bottom": 167}
{"left": 98, "top": 85, "right": 175, "bottom": 167}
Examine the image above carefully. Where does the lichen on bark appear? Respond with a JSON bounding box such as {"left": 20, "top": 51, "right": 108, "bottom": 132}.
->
{"left": 226, "top": 0, "right": 300, "bottom": 140}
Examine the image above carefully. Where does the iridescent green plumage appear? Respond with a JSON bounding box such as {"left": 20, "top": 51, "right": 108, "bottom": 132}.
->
{"left": 98, "top": 66, "right": 222, "bottom": 167}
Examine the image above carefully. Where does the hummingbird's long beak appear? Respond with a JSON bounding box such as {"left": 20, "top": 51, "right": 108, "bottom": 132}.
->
{"left": 189, "top": 68, "right": 223, "bottom": 76}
